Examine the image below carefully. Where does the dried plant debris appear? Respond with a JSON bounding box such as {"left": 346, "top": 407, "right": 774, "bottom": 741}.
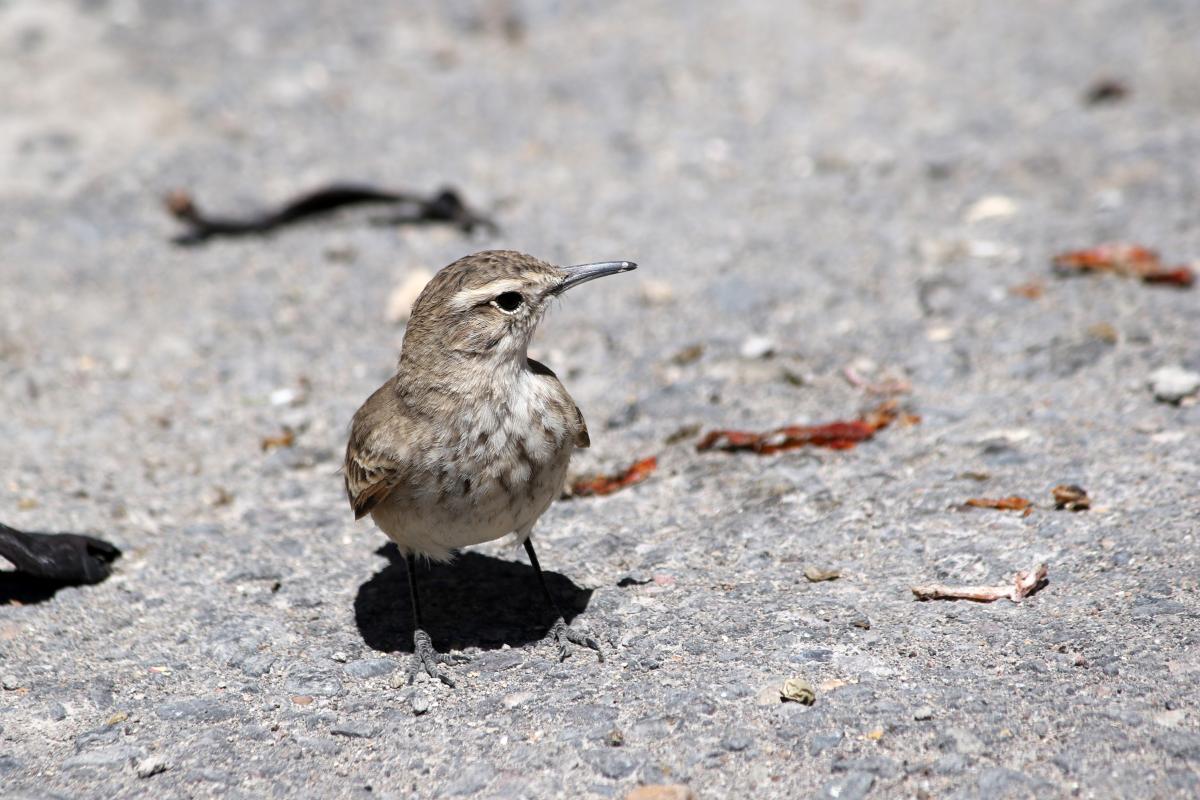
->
{"left": 567, "top": 456, "right": 657, "bottom": 498}
{"left": 1084, "top": 78, "right": 1129, "bottom": 105}
{"left": 1052, "top": 484, "right": 1090, "bottom": 511}
{"left": 663, "top": 423, "right": 702, "bottom": 446}
{"left": 912, "top": 563, "right": 1048, "bottom": 603}
{"left": 165, "top": 183, "right": 497, "bottom": 245}
{"left": 1009, "top": 280, "right": 1045, "bottom": 300}
{"left": 779, "top": 677, "right": 816, "bottom": 705}
{"left": 803, "top": 566, "right": 841, "bottom": 582}
{"left": 696, "top": 401, "right": 918, "bottom": 455}
{"left": 0, "top": 522, "right": 121, "bottom": 586}
{"left": 842, "top": 366, "right": 911, "bottom": 395}
{"left": 260, "top": 427, "right": 296, "bottom": 452}
{"left": 1052, "top": 243, "right": 1195, "bottom": 288}
{"left": 965, "top": 496, "right": 1033, "bottom": 513}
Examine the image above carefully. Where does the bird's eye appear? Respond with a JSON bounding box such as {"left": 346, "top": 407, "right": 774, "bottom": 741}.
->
{"left": 492, "top": 291, "right": 524, "bottom": 314}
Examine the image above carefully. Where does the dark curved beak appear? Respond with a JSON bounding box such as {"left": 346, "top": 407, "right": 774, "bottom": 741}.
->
{"left": 554, "top": 260, "right": 637, "bottom": 294}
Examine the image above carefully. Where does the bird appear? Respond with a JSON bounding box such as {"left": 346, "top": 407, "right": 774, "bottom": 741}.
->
{"left": 343, "top": 249, "right": 637, "bottom": 685}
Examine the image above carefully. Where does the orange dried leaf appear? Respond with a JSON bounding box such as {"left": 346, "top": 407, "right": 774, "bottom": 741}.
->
{"left": 965, "top": 496, "right": 1032, "bottom": 512}
{"left": 570, "top": 456, "right": 657, "bottom": 498}
{"left": 1052, "top": 243, "right": 1194, "bottom": 288}
{"left": 697, "top": 401, "right": 912, "bottom": 455}
{"left": 260, "top": 427, "right": 296, "bottom": 451}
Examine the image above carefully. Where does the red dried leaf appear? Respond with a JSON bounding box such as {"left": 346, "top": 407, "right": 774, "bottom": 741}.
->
{"left": 570, "top": 456, "right": 657, "bottom": 497}
{"left": 1052, "top": 243, "right": 1194, "bottom": 288}
{"left": 1141, "top": 266, "right": 1195, "bottom": 287}
{"left": 965, "top": 496, "right": 1032, "bottom": 512}
{"left": 697, "top": 401, "right": 912, "bottom": 455}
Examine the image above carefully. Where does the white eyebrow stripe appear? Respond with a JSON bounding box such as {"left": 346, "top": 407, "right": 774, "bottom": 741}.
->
{"left": 447, "top": 279, "right": 528, "bottom": 312}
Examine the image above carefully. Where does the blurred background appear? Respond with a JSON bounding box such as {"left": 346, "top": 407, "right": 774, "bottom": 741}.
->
{"left": 2, "top": 1, "right": 1199, "bottom": 798}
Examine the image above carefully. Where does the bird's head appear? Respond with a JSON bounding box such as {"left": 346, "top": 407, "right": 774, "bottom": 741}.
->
{"left": 401, "top": 250, "right": 636, "bottom": 369}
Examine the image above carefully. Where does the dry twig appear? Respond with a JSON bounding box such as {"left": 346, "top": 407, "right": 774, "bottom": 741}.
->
{"left": 912, "top": 563, "right": 1048, "bottom": 603}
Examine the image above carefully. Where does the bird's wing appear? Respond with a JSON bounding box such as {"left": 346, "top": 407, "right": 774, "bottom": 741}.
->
{"left": 344, "top": 440, "right": 404, "bottom": 520}
{"left": 528, "top": 357, "right": 589, "bottom": 449}
{"left": 574, "top": 403, "right": 590, "bottom": 449}
{"left": 344, "top": 379, "right": 413, "bottom": 520}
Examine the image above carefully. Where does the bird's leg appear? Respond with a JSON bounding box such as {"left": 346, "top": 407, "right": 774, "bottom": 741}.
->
{"left": 523, "top": 538, "right": 604, "bottom": 662}
{"left": 404, "top": 553, "right": 467, "bottom": 687}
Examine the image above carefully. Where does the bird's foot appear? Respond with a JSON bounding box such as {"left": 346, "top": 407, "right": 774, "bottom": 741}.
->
{"left": 550, "top": 617, "right": 604, "bottom": 663}
{"left": 408, "top": 629, "right": 469, "bottom": 688}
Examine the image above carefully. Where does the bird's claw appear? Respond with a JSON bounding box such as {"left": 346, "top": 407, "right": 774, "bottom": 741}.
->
{"left": 550, "top": 618, "right": 604, "bottom": 663}
{"left": 409, "top": 629, "right": 469, "bottom": 687}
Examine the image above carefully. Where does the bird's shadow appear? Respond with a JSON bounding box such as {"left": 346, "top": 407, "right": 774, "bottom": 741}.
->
{"left": 354, "top": 544, "right": 593, "bottom": 654}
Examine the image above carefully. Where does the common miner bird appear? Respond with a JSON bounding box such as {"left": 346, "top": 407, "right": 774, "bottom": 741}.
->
{"left": 344, "top": 250, "right": 636, "bottom": 685}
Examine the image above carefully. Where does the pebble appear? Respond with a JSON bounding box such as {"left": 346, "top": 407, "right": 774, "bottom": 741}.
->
{"left": 385, "top": 268, "right": 435, "bottom": 323}
{"left": 135, "top": 754, "right": 169, "bottom": 778}
{"left": 410, "top": 691, "right": 430, "bottom": 715}
{"left": 638, "top": 278, "right": 675, "bottom": 306}
{"left": 2, "top": 675, "right": 21, "bottom": 690}
{"left": 964, "top": 194, "right": 1019, "bottom": 223}
{"left": 739, "top": 335, "right": 776, "bottom": 359}
{"left": 913, "top": 706, "right": 935, "bottom": 721}
{"left": 1149, "top": 366, "right": 1200, "bottom": 404}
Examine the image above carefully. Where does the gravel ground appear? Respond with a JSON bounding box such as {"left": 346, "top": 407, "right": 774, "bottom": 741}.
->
{"left": 2, "top": 1, "right": 1199, "bottom": 798}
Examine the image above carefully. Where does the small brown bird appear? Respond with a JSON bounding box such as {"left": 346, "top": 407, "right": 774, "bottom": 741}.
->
{"left": 344, "top": 250, "right": 636, "bottom": 685}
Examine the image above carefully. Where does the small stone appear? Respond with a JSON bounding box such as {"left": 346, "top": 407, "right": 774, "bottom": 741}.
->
{"left": 913, "top": 706, "right": 935, "bottom": 721}
{"left": 2, "top": 675, "right": 21, "bottom": 690}
{"left": 135, "top": 754, "right": 168, "bottom": 778}
{"left": 964, "top": 195, "right": 1019, "bottom": 223}
{"left": 269, "top": 387, "right": 298, "bottom": 406}
{"left": 411, "top": 691, "right": 430, "bottom": 715}
{"left": 804, "top": 566, "right": 841, "bottom": 582}
{"left": 290, "top": 695, "right": 314, "bottom": 706}
{"left": 1149, "top": 366, "right": 1200, "bottom": 404}
{"left": 820, "top": 771, "right": 875, "bottom": 800}
{"left": 330, "top": 651, "right": 348, "bottom": 663}
{"left": 625, "top": 786, "right": 697, "bottom": 800}
{"left": 740, "top": 335, "right": 776, "bottom": 359}
{"left": 47, "top": 702, "right": 67, "bottom": 721}
{"left": 344, "top": 658, "right": 397, "bottom": 680}
{"left": 638, "top": 279, "right": 674, "bottom": 306}
{"left": 386, "top": 268, "right": 435, "bottom": 323}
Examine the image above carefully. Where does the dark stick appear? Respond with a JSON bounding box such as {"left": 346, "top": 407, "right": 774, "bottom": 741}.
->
{"left": 165, "top": 183, "right": 498, "bottom": 245}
